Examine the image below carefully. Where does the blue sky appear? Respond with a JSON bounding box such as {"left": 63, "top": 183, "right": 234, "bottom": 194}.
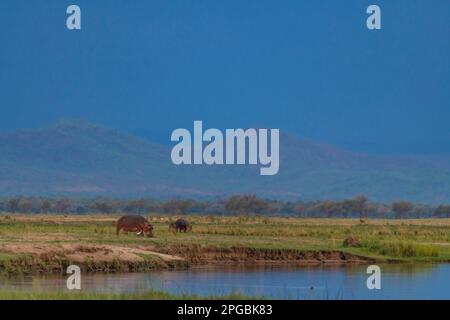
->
{"left": 0, "top": 0, "right": 449, "bottom": 154}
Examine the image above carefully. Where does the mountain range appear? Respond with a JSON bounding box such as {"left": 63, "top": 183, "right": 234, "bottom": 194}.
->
{"left": 1, "top": 120, "right": 449, "bottom": 204}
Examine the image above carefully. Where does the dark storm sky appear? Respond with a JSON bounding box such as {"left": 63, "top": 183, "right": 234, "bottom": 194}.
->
{"left": 0, "top": 0, "right": 449, "bottom": 154}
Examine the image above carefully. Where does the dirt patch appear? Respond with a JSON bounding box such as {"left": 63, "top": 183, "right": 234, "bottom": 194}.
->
{"left": 0, "top": 243, "right": 187, "bottom": 274}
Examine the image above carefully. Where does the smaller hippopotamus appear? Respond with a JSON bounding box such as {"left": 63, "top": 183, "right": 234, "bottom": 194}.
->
{"left": 116, "top": 215, "right": 153, "bottom": 237}
{"left": 169, "top": 218, "right": 192, "bottom": 234}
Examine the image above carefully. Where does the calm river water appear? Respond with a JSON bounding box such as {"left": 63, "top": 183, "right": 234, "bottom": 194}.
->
{"left": 1, "top": 264, "right": 449, "bottom": 299}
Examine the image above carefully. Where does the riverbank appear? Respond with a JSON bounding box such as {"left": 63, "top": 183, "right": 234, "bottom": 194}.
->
{"left": 0, "top": 289, "right": 257, "bottom": 300}
{"left": 0, "top": 244, "right": 374, "bottom": 275}
{"left": 0, "top": 214, "right": 449, "bottom": 275}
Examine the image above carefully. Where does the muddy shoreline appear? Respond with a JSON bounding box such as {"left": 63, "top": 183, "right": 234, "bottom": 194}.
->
{"left": 0, "top": 243, "right": 377, "bottom": 275}
{"left": 156, "top": 245, "right": 376, "bottom": 264}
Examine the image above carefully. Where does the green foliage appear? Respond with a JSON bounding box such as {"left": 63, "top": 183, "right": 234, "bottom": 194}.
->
{"left": 360, "top": 240, "right": 439, "bottom": 258}
{"left": 1, "top": 194, "right": 450, "bottom": 219}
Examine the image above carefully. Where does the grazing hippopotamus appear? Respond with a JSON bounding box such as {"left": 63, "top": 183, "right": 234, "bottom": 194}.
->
{"left": 116, "top": 215, "right": 153, "bottom": 237}
{"left": 169, "top": 218, "right": 192, "bottom": 234}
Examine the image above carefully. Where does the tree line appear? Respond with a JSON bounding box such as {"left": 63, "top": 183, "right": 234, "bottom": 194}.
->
{"left": 0, "top": 194, "right": 450, "bottom": 218}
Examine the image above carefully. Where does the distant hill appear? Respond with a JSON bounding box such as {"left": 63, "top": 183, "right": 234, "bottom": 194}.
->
{"left": 1, "top": 120, "right": 449, "bottom": 204}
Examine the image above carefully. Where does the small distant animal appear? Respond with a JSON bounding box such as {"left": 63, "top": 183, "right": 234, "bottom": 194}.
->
{"left": 360, "top": 218, "right": 366, "bottom": 224}
{"left": 169, "top": 218, "right": 192, "bottom": 234}
{"left": 116, "top": 215, "right": 153, "bottom": 238}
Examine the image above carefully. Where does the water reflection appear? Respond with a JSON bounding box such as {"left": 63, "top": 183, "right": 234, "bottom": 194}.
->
{"left": 0, "top": 263, "right": 448, "bottom": 299}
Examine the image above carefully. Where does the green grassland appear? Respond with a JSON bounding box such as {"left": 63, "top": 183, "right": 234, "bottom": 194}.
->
{"left": 0, "top": 214, "right": 449, "bottom": 275}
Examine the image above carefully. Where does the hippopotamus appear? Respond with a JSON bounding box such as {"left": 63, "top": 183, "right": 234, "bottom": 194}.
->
{"left": 169, "top": 218, "right": 192, "bottom": 234}
{"left": 116, "top": 215, "right": 153, "bottom": 237}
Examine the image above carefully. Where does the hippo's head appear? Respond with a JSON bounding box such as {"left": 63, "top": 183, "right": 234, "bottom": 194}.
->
{"left": 143, "top": 222, "right": 154, "bottom": 238}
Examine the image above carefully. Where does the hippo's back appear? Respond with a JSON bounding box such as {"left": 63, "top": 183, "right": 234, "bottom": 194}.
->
{"left": 117, "top": 215, "right": 147, "bottom": 227}
{"left": 175, "top": 218, "right": 189, "bottom": 228}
